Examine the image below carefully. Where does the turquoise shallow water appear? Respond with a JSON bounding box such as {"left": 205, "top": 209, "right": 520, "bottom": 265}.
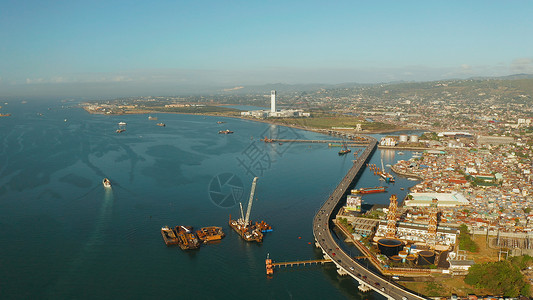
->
{"left": 0, "top": 100, "right": 418, "bottom": 299}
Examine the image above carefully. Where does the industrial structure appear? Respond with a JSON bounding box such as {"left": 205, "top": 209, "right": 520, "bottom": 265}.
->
{"left": 270, "top": 90, "right": 276, "bottom": 113}
{"left": 240, "top": 90, "right": 310, "bottom": 118}
{"left": 386, "top": 194, "right": 398, "bottom": 238}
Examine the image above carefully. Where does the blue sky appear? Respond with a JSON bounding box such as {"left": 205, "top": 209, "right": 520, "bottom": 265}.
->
{"left": 1, "top": 0, "right": 532, "bottom": 97}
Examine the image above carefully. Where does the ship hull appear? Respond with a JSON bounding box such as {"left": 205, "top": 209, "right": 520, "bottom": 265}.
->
{"left": 229, "top": 219, "right": 263, "bottom": 243}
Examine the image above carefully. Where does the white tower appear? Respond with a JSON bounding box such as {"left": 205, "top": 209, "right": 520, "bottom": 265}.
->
{"left": 270, "top": 90, "right": 276, "bottom": 113}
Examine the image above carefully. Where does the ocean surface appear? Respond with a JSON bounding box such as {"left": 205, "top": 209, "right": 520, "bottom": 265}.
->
{"left": 0, "top": 100, "right": 420, "bottom": 299}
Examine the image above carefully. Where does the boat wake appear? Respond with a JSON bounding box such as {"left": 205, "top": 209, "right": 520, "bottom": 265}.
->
{"left": 48, "top": 186, "right": 114, "bottom": 297}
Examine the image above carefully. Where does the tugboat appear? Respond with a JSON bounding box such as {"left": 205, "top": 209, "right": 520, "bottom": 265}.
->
{"left": 102, "top": 178, "right": 111, "bottom": 188}
{"left": 338, "top": 138, "right": 351, "bottom": 155}
{"left": 229, "top": 177, "right": 269, "bottom": 243}
{"left": 219, "top": 129, "right": 234, "bottom": 134}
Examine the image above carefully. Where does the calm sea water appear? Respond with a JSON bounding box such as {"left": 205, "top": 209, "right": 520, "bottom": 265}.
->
{"left": 0, "top": 100, "right": 419, "bottom": 299}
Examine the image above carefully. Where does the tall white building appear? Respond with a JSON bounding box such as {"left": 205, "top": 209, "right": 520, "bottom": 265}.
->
{"left": 270, "top": 90, "right": 276, "bottom": 113}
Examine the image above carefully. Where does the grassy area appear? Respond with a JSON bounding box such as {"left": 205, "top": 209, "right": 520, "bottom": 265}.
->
{"left": 458, "top": 224, "right": 479, "bottom": 252}
{"left": 153, "top": 105, "right": 241, "bottom": 114}
{"left": 268, "top": 113, "right": 400, "bottom": 131}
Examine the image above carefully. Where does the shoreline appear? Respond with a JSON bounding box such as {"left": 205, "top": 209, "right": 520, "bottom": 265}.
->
{"left": 81, "top": 106, "right": 422, "bottom": 135}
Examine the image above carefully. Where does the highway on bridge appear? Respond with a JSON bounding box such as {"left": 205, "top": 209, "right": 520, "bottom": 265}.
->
{"left": 312, "top": 136, "right": 429, "bottom": 300}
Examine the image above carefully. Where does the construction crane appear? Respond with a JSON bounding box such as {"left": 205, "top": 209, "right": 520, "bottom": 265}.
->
{"left": 243, "top": 177, "right": 258, "bottom": 225}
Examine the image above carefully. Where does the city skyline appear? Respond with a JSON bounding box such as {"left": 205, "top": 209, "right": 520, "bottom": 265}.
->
{"left": 1, "top": 0, "right": 532, "bottom": 97}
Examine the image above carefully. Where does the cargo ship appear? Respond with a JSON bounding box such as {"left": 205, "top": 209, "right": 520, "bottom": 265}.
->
{"left": 229, "top": 177, "right": 269, "bottom": 243}
{"left": 351, "top": 186, "right": 387, "bottom": 194}
{"left": 161, "top": 226, "right": 180, "bottom": 246}
{"left": 174, "top": 226, "right": 201, "bottom": 250}
{"left": 219, "top": 129, "right": 234, "bottom": 134}
{"left": 196, "top": 226, "right": 225, "bottom": 243}
{"left": 102, "top": 178, "right": 111, "bottom": 188}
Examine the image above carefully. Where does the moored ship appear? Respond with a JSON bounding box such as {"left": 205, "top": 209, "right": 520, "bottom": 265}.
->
{"left": 352, "top": 186, "right": 387, "bottom": 194}
{"left": 161, "top": 226, "right": 180, "bottom": 246}
{"left": 196, "top": 226, "right": 225, "bottom": 243}
{"left": 175, "top": 226, "right": 201, "bottom": 250}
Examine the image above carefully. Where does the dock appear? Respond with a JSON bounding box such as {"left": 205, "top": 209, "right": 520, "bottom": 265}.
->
{"left": 271, "top": 259, "right": 332, "bottom": 268}
{"left": 262, "top": 138, "right": 370, "bottom": 145}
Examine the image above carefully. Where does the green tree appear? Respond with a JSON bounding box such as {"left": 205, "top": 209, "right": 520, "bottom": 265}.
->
{"left": 465, "top": 257, "right": 531, "bottom": 297}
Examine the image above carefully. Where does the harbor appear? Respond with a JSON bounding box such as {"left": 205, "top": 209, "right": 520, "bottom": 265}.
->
{"left": 0, "top": 101, "right": 433, "bottom": 299}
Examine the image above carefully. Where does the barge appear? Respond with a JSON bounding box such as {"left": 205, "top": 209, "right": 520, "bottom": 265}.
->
{"left": 196, "top": 226, "right": 225, "bottom": 243}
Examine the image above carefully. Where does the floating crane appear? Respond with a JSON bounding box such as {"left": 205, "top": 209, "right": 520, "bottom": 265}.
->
{"left": 229, "top": 177, "right": 271, "bottom": 242}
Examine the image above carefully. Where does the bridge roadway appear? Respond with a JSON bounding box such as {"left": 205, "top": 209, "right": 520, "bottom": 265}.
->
{"left": 312, "top": 137, "right": 429, "bottom": 300}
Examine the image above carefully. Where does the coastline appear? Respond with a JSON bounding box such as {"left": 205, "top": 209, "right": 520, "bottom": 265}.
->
{"left": 81, "top": 106, "right": 419, "bottom": 135}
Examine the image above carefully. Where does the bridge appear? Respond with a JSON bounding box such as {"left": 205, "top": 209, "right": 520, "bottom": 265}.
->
{"left": 263, "top": 138, "right": 369, "bottom": 145}
{"left": 312, "top": 136, "right": 430, "bottom": 300}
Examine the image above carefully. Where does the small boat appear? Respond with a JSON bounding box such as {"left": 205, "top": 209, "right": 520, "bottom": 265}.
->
{"left": 217, "top": 121, "right": 226, "bottom": 124}
{"left": 156, "top": 123, "right": 166, "bottom": 127}
{"left": 400, "top": 187, "right": 405, "bottom": 190}
{"left": 219, "top": 129, "right": 234, "bottom": 134}
{"left": 118, "top": 122, "right": 127, "bottom": 126}
{"left": 148, "top": 116, "right": 158, "bottom": 120}
{"left": 397, "top": 152, "right": 404, "bottom": 155}
{"left": 116, "top": 129, "right": 126, "bottom": 133}
{"left": 103, "top": 178, "right": 111, "bottom": 188}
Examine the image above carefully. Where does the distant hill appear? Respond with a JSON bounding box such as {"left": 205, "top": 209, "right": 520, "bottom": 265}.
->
{"left": 216, "top": 74, "right": 533, "bottom": 97}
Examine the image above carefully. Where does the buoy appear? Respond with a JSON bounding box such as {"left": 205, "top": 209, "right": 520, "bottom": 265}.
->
{"left": 298, "top": 237, "right": 301, "bottom": 239}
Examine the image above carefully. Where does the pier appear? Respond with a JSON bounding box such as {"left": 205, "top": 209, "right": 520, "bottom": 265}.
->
{"left": 262, "top": 138, "right": 370, "bottom": 145}
{"left": 271, "top": 259, "right": 332, "bottom": 268}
